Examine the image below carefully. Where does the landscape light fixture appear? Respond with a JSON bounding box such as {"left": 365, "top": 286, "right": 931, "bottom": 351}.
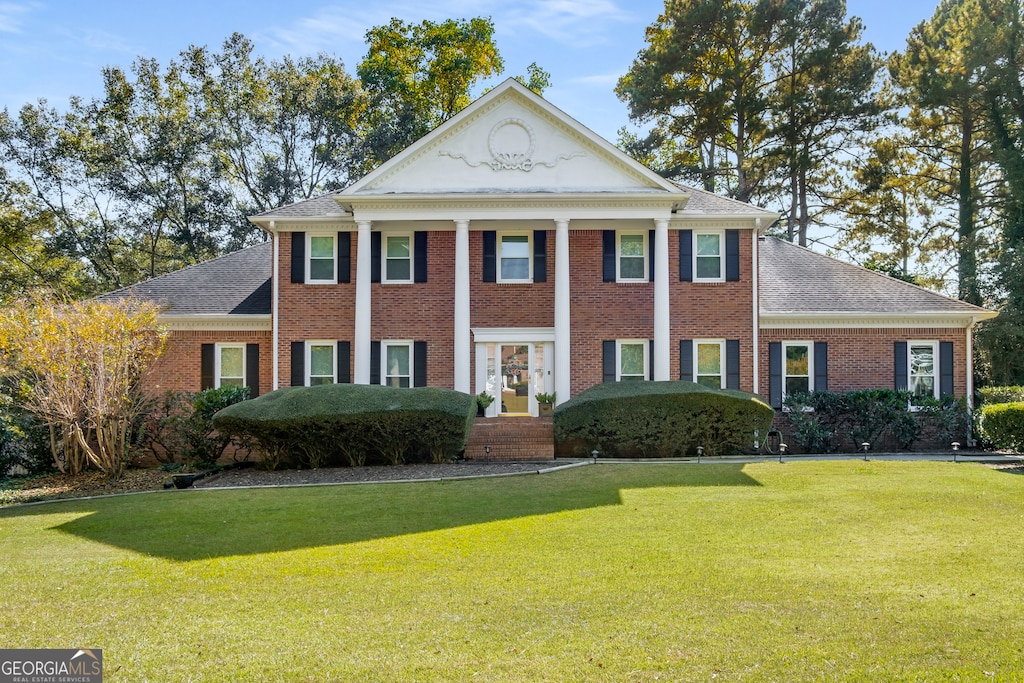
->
{"left": 861, "top": 442, "right": 870, "bottom": 461}
{"left": 696, "top": 445, "right": 704, "bottom": 463}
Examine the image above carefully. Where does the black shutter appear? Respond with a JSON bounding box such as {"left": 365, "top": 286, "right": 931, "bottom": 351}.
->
{"left": 648, "top": 229, "right": 655, "bottom": 282}
{"left": 414, "top": 231, "right": 428, "bottom": 283}
{"left": 370, "top": 341, "right": 381, "bottom": 385}
{"left": 290, "top": 231, "right": 306, "bottom": 283}
{"left": 679, "top": 229, "right": 693, "bottom": 281}
{"left": 726, "top": 340, "right": 740, "bottom": 390}
{"left": 769, "top": 342, "right": 782, "bottom": 408}
{"left": 533, "top": 230, "right": 547, "bottom": 283}
{"left": 894, "top": 341, "right": 908, "bottom": 391}
{"left": 726, "top": 229, "right": 740, "bottom": 281}
{"left": 602, "top": 230, "right": 616, "bottom": 282}
{"left": 940, "top": 341, "right": 954, "bottom": 397}
{"left": 201, "top": 344, "right": 215, "bottom": 390}
{"left": 680, "top": 340, "right": 693, "bottom": 381}
{"left": 337, "top": 341, "right": 351, "bottom": 384}
{"left": 337, "top": 232, "right": 351, "bottom": 283}
{"left": 483, "top": 231, "right": 497, "bottom": 282}
{"left": 246, "top": 343, "right": 260, "bottom": 397}
{"left": 370, "top": 232, "right": 381, "bottom": 283}
{"left": 414, "top": 341, "right": 428, "bottom": 387}
{"left": 602, "top": 341, "right": 616, "bottom": 383}
{"left": 814, "top": 342, "right": 828, "bottom": 393}
{"left": 291, "top": 341, "right": 305, "bottom": 387}
{"left": 648, "top": 340, "right": 655, "bottom": 380}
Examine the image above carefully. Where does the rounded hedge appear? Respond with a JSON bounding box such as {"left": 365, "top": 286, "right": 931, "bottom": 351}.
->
{"left": 553, "top": 380, "right": 774, "bottom": 457}
{"left": 977, "top": 401, "right": 1024, "bottom": 452}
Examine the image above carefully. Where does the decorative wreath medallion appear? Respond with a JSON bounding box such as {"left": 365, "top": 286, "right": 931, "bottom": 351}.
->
{"left": 439, "top": 117, "right": 584, "bottom": 171}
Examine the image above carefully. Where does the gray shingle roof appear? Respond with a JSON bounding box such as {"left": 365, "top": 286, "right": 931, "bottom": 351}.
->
{"left": 253, "top": 191, "right": 348, "bottom": 219}
{"left": 99, "top": 241, "right": 271, "bottom": 316}
{"left": 759, "top": 237, "right": 988, "bottom": 316}
{"left": 673, "top": 182, "right": 776, "bottom": 215}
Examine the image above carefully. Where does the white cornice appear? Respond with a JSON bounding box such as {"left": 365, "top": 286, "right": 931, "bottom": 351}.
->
{"left": 472, "top": 326, "right": 555, "bottom": 343}
{"left": 249, "top": 216, "right": 352, "bottom": 233}
{"left": 161, "top": 314, "right": 272, "bottom": 331}
{"left": 760, "top": 312, "right": 992, "bottom": 329}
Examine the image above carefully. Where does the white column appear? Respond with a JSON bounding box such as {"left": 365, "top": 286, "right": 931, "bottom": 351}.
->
{"left": 354, "top": 220, "right": 372, "bottom": 384}
{"left": 555, "top": 220, "right": 571, "bottom": 405}
{"left": 454, "top": 220, "right": 471, "bottom": 393}
{"left": 654, "top": 218, "right": 671, "bottom": 380}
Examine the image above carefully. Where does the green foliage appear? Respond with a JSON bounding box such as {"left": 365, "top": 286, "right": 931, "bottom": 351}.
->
{"left": 978, "top": 386, "right": 1024, "bottom": 404}
{"left": 142, "top": 386, "right": 250, "bottom": 468}
{"left": 212, "top": 384, "right": 476, "bottom": 469}
{"left": 553, "top": 381, "right": 773, "bottom": 457}
{"left": 535, "top": 392, "right": 556, "bottom": 404}
{"left": 977, "top": 402, "right": 1024, "bottom": 451}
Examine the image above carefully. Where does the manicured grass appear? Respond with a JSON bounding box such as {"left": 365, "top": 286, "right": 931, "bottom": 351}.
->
{"left": 1, "top": 461, "right": 1023, "bottom": 681}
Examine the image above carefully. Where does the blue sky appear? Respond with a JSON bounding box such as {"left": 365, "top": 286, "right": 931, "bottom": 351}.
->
{"left": 1, "top": 0, "right": 941, "bottom": 142}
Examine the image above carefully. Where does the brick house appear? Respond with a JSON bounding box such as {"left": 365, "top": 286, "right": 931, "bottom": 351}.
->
{"left": 111, "top": 79, "right": 995, "bottom": 426}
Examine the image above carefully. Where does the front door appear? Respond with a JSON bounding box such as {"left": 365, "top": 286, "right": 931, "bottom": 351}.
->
{"left": 500, "top": 344, "right": 531, "bottom": 415}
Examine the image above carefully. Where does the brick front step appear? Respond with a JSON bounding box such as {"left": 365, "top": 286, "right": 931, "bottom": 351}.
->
{"left": 464, "top": 416, "right": 555, "bottom": 461}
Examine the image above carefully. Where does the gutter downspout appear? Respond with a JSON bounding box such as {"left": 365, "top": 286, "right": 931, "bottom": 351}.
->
{"left": 752, "top": 218, "right": 760, "bottom": 396}
{"left": 967, "top": 319, "right": 976, "bottom": 410}
{"left": 271, "top": 221, "right": 279, "bottom": 391}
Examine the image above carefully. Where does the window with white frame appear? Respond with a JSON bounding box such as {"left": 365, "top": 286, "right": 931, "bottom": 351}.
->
{"left": 617, "top": 232, "right": 647, "bottom": 282}
{"left": 617, "top": 340, "right": 648, "bottom": 381}
{"left": 384, "top": 234, "right": 412, "bottom": 283}
{"left": 783, "top": 342, "right": 812, "bottom": 397}
{"left": 909, "top": 341, "right": 938, "bottom": 399}
{"left": 694, "top": 231, "right": 724, "bottom": 282}
{"left": 216, "top": 344, "right": 245, "bottom": 388}
{"left": 307, "top": 234, "right": 336, "bottom": 283}
{"left": 383, "top": 341, "right": 413, "bottom": 388}
{"left": 307, "top": 342, "right": 335, "bottom": 386}
{"left": 695, "top": 340, "right": 725, "bottom": 388}
{"left": 498, "top": 233, "right": 531, "bottom": 282}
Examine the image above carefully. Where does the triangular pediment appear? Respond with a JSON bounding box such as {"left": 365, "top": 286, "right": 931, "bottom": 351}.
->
{"left": 344, "top": 79, "right": 680, "bottom": 197}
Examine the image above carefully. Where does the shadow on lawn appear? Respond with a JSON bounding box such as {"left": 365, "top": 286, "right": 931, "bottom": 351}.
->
{"left": 6, "top": 464, "right": 760, "bottom": 562}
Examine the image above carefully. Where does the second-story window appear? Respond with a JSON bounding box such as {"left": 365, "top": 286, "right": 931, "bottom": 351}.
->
{"left": 385, "top": 234, "right": 412, "bottom": 283}
{"left": 617, "top": 233, "right": 647, "bottom": 282}
{"left": 695, "top": 232, "right": 723, "bottom": 282}
{"left": 308, "top": 235, "right": 336, "bottom": 283}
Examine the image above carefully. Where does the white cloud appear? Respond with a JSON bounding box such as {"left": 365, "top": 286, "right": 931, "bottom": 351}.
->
{"left": 502, "top": 0, "right": 632, "bottom": 46}
{"left": 0, "top": 1, "right": 35, "bottom": 34}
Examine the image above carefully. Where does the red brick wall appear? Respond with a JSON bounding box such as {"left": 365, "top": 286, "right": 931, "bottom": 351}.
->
{"left": 144, "top": 329, "right": 272, "bottom": 396}
{"left": 758, "top": 327, "right": 969, "bottom": 398}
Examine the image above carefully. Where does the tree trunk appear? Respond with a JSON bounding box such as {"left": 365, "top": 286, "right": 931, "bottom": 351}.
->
{"left": 959, "top": 100, "right": 981, "bottom": 305}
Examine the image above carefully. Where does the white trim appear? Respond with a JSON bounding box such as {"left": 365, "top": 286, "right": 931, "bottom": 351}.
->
{"left": 616, "top": 231, "right": 648, "bottom": 282}
{"left": 760, "top": 313, "right": 982, "bottom": 329}
{"left": 616, "top": 339, "right": 649, "bottom": 381}
{"left": 382, "top": 232, "right": 414, "bottom": 284}
{"left": 497, "top": 231, "right": 533, "bottom": 283}
{"left": 693, "top": 230, "right": 725, "bottom": 283}
{"left": 694, "top": 339, "right": 726, "bottom": 389}
{"left": 781, "top": 341, "right": 814, "bottom": 399}
{"left": 472, "top": 327, "right": 556, "bottom": 343}
{"left": 161, "top": 314, "right": 271, "bottom": 331}
{"left": 306, "top": 233, "right": 338, "bottom": 284}
{"left": 306, "top": 341, "right": 337, "bottom": 386}
{"left": 214, "top": 343, "right": 246, "bottom": 389}
{"left": 381, "top": 340, "right": 414, "bottom": 388}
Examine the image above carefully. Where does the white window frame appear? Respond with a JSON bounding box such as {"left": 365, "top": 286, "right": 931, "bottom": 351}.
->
{"left": 908, "top": 340, "right": 939, "bottom": 400}
{"left": 306, "top": 233, "right": 337, "bottom": 284}
{"left": 616, "top": 231, "right": 648, "bottom": 283}
{"left": 497, "top": 232, "right": 533, "bottom": 284}
{"left": 215, "top": 343, "right": 246, "bottom": 389}
{"left": 782, "top": 341, "right": 814, "bottom": 399}
{"left": 616, "top": 339, "right": 649, "bottom": 381}
{"left": 694, "top": 339, "right": 726, "bottom": 389}
{"left": 693, "top": 230, "right": 725, "bottom": 283}
{"left": 382, "top": 232, "right": 414, "bottom": 284}
{"left": 382, "top": 341, "right": 414, "bottom": 388}
{"left": 306, "top": 341, "right": 336, "bottom": 386}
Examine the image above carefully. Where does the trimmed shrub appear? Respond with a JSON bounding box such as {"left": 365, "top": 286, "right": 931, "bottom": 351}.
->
{"left": 141, "top": 386, "right": 251, "bottom": 468}
{"left": 212, "top": 384, "right": 475, "bottom": 469}
{"left": 978, "top": 386, "right": 1024, "bottom": 405}
{"left": 977, "top": 402, "right": 1024, "bottom": 452}
{"left": 553, "top": 381, "right": 774, "bottom": 457}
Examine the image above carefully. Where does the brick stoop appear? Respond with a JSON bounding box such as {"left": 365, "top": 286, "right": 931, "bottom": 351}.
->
{"left": 464, "top": 417, "right": 555, "bottom": 461}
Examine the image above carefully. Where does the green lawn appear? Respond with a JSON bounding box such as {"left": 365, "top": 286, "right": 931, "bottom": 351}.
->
{"left": 1, "top": 461, "right": 1022, "bottom": 681}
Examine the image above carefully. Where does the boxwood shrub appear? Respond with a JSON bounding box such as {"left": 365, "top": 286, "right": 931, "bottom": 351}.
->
{"left": 553, "top": 381, "right": 774, "bottom": 457}
{"left": 212, "top": 384, "right": 476, "bottom": 469}
{"left": 977, "top": 402, "right": 1024, "bottom": 452}
{"left": 978, "top": 386, "right": 1024, "bottom": 405}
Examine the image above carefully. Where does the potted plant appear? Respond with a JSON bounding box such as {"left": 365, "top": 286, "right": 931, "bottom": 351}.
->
{"left": 535, "top": 392, "right": 556, "bottom": 417}
{"left": 476, "top": 392, "right": 495, "bottom": 417}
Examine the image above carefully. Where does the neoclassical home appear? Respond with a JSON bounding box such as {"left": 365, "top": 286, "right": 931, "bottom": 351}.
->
{"left": 109, "top": 79, "right": 995, "bottom": 431}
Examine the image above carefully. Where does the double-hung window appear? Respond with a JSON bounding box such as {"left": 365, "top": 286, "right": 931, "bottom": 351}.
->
{"left": 783, "top": 342, "right": 812, "bottom": 397}
{"left": 216, "top": 344, "right": 245, "bottom": 388}
{"left": 695, "top": 340, "right": 725, "bottom": 389}
{"left": 383, "top": 342, "right": 413, "bottom": 388}
{"left": 909, "top": 341, "right": 938, "bottom": 399}
{"left": 307, "top": 342, "right": 336, "bottom": 386}
{"left": 694, "top": 231, "right": 723, "bottom": 282}
{"left": 308, "top": 234, "right": 336, "bottom": 283}
{"left": 384, "top": 234, "right": 412, "bottom": 283}
{"left": 498, "top": 233, "right": 532, "bottom": 282}
{"left": 618, "top": 340, "right": 648, "bottom": 381}
{"left": 617, "top": 233, "right": 647, "bottom": 282}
